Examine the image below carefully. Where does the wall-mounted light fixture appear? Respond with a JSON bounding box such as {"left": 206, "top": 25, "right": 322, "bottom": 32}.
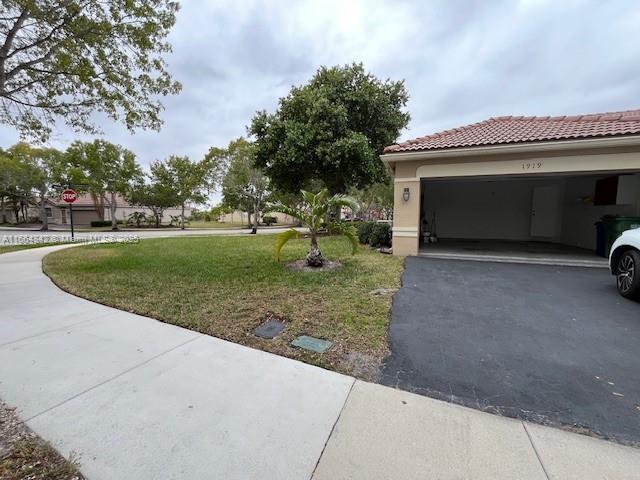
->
{"left": 402, "top": 187, "right": 410, "bottom": 202}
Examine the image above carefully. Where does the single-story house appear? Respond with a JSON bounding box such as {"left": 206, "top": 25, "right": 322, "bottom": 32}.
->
{"left": 2, "top": 194, "right": 192, "bottom": 226}
{"left": 382, "top": 109, "right": 640, "bottom": 257}
{"left": 218, "top": 210, "right": 297, "bottom": 225}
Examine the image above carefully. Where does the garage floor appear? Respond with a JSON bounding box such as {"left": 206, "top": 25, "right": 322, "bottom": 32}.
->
{"left": 381, "top": 257, "right": 640, "bottom": 445}
{"left": 419, "top": 239, "right": 607, "bottom": 267}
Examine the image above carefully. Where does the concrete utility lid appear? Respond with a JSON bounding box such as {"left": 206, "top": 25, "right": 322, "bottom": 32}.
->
{"left": 253, "top": 320, "right": 285, "bottom": 339}
{"left": 291, "top": 335, "right": 333, "bottom": 353}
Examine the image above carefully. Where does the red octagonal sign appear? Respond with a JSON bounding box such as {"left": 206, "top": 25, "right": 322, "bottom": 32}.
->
{"left": 61, "top": 189, "right": 77, "bottom": 203}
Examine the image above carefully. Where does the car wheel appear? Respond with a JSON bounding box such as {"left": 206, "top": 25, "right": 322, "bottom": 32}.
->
{"left": 616, "top": 250, "right": 640, "bottom": 300}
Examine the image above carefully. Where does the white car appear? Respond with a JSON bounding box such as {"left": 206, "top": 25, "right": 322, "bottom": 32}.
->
{"left": 609, "top": 228, "right": 640, "bottom": 300}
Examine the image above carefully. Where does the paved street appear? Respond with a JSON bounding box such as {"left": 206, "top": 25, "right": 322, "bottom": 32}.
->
{"left": 1, "top": 245, "right": 640, "bottom": 479}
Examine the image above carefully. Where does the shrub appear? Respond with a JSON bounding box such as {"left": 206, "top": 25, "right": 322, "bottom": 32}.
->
{"left": 369, "top": 222, "right": 392, "bottom": 247}
{"left": 204, "top": 213, "right": 212, "bottom": 222}
{"left": 262, "top": 215, "right": 277, "bottom": 226}
{"left": 357, "top": 221, "right": 375, "bottom": 244}
{"left": 90, "top": 220, "right": 123, "bottom": 227}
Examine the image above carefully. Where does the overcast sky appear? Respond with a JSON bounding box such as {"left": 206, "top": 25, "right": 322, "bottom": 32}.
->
{"left": 2, "top": 0, "right": 639, "bottom": 202}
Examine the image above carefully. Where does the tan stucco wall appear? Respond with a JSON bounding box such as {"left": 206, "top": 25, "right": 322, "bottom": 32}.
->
{"left": 392, "top": 179, "right": 420, "bottom": 256}
{"left": 386, "top": 145, "right": 640, "bottom": 256}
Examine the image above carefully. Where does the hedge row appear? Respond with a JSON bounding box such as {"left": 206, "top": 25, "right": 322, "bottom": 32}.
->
{"left": 357, "top": 221, "right": 392, "bottom": 247}
{"left": 90, "top": 220, "right": 123, "bottom": 227}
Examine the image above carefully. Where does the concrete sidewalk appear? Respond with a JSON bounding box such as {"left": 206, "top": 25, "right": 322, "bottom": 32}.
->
{"left": 1, "top": 246, "right": 639, "bottom": 479}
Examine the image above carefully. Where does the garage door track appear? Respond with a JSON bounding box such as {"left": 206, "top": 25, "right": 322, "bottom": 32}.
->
{"left": 382, "top": 257, "right": 640, "bottom": 445}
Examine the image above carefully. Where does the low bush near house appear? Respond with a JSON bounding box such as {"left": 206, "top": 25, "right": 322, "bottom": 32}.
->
{"left": 90, "top": 220, "right": 123, "bottom": 227}
{"left": 262, "top": 215, "right": 277, "bottom": 226}
{"left": 369, "top": 223, "right": 392, "bottom": 247}
{"left": 357, "top": 221, "right": 375, "bottom": 244}
{"left": 357, "top": 221, "right": 392, "bottom": 247}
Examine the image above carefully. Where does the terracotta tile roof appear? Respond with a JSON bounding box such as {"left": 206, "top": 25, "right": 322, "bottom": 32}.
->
{"left": 383, "top": 108, "right": 640, "bottom": 154}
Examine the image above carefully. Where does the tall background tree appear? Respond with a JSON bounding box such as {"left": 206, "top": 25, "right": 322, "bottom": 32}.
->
{"left": 154, "top": 155, "right": 208, "bottom": 230}
{"left": 250, "top": 63, "right": 410, "bottom": 195}
{"left": 65, "top": 139, "right": 142, "bottom": 230}
{"left": 6, "top": 142, "right": 65, "bottom": 230}
{"left": 220, "top": 138, "right": 270, "bottom": 233}
{"left": 128, "top": 160, "right": 181, "bottom": 228}
{"left": 0, "top": 1, "right": 181, "bottom": 141}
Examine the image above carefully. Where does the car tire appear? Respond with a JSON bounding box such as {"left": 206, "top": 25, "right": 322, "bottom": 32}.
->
{"left": 616, "top": 250, "right": 640, "bottom": 300}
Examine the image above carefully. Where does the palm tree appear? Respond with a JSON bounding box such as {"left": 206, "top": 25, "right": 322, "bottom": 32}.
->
{"left": 271, "top": 189, "right": 359, "bottom": 267}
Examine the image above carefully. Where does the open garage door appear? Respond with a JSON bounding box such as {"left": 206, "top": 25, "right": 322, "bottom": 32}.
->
{"left": 419, "top": 173, "right": 640, "bottom": 265}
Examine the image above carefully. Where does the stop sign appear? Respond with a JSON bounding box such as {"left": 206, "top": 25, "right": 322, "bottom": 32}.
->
{"left": 61, "top": 189, "right": 77, "bottom": 203}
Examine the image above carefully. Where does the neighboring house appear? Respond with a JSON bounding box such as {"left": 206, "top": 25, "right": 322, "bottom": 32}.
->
{"left": 382, "top": 108, "right": 640, "bottom": 256}
{"left": 30, "top": 194, "right": 192, "bottom": 226}
{"left": 218, "top": 210, "right": 297, "bottom": 225}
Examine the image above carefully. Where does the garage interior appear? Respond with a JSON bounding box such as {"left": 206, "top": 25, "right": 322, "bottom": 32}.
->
{"left": 419, "top": 172, "right": 640, "bottom": 265}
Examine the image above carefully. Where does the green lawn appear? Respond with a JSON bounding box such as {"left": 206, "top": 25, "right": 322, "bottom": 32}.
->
{"left": 43, "top": 235, "right": 403, "bottom": 378}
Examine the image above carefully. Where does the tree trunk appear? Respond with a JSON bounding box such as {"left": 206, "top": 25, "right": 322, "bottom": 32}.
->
{"left": 110, "top": 192, "right": 118, "bottom": 230}
{"left": 251, "top": 201, "right": 259, "bottom": 234}
{"left": 180, "top": 203, "right": 185, "bottom": 230}
{"left": 1, "top": 196, "right": 6, "bottom": 223}
{"left": 39, "top": 190, "right": 48, "bottom": 231}
{"left": 247, "top": 211, "right": 252, "bottom": 229}
{"left": 306, "top": 232, "right": 324, "bottom": 267}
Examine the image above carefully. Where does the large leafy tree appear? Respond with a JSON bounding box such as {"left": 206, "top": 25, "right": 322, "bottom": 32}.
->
{"left": 65, "top": 139, "right": 142, "bottom": 230}
{"left": 271, "top": 189, "right": 359, "bottom": 267}
{"left": 153, "top": 155, "right": 208, "bottom": 230}
{"left": 220, "top": 138, "right": 270, "bottom": 233}
{"left": 6, "top": 142, "right": 65, "bottom": 230}
{"left": 250, "top": 63, "right": 410, "bottom": 195}
{"left": 0, "top": 1, "right": 181, "bottom": 141}
{"left": 0, "top": 147, "right": 30, "bottom": 223}
{"left": 128, "top": 160, "right": 180, "bottom": 227}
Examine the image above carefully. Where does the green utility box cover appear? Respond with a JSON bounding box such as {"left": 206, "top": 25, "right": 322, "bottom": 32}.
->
{"left": 291, "top": 335, "right": 333, "bottom": 353}
{"left": 602, "top": 216, "right": 640, "bottom": 257}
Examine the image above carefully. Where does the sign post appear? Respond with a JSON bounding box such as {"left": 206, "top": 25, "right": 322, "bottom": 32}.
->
{"left": 61, "top": 189, "right": 78, "bottom": 239}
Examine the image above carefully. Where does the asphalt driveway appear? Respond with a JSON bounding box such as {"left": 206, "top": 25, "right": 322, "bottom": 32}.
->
{"left": 381, "top": 257, "right": 640, "bottom": 445}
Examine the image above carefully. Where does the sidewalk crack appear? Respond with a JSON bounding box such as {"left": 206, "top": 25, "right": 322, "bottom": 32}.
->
{"left": 522, "top": 422, "right": 551, "bottom": 480}
{"left": 309, "top": 377, "right": 356, "bottom": 479}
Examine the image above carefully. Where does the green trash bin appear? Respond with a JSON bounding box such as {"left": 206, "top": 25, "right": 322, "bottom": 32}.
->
{"left": 602, "top": 215, "right": 640, "bottom": 257}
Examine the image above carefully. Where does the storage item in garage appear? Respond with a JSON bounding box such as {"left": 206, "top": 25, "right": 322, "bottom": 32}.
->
{"left": 602, "top": 216, "right": 640, "bottom": 256}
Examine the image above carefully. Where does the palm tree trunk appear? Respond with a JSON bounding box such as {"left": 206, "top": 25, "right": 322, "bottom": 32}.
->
{"left": 306, "top": 231, "right": 323, "bottom": 267}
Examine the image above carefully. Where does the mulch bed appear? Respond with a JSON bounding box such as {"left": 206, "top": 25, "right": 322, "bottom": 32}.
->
{"left": 0, "top": 399, "right": 83, "bottom": 480}
{"left": 285, "top": 259, "right": 342, "bottom": 271}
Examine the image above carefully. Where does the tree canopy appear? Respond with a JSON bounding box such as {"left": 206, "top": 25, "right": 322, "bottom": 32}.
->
{"left": 219, "top": 138, "right": 270, "bottom": 231}
{"left": 0, "top": 1, "right": 181, "bottom": 141}
{"left": 65, "top": 139, "right": 142, "bottom": 228}
{"left": 250, "top": 63, "right": 409, "bottom": 195}
{"left": 151, "top": 155, "right": 210, "bottom": 229}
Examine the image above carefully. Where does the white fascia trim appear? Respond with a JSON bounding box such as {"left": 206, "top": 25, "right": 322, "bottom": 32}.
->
{"left": 381, "top": 135, "right": 640, "bottom": 164}
{"left": 393, "top": 231, "right": 418, "bottom": 238}
{"left": 393, "top": 227, "right": 418, "bottom": 232}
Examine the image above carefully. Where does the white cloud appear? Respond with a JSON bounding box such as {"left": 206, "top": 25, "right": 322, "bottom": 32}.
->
{"left": 1, "top": 0, "right": 639, "bottom": 203}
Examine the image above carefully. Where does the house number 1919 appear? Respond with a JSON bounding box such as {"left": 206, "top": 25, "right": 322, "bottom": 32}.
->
{"left": 522, "top": 161, "right": 543, "bottom": 170}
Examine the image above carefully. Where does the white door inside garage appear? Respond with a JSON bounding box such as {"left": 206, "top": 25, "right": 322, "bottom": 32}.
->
{"left": 419, "top": 173, "right": 640, "bottom": 253}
